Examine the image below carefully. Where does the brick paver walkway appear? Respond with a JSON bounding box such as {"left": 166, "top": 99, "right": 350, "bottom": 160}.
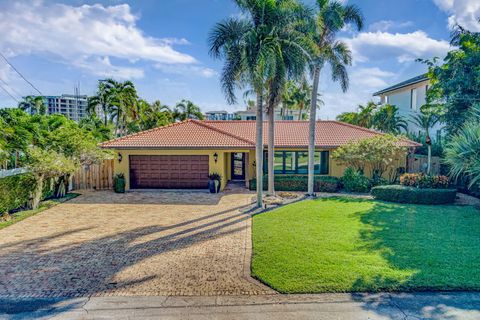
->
{"left": 0, "top": 190, "right": 274, "bottom": 297}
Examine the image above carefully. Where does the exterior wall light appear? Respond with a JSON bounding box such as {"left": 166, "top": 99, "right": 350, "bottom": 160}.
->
{"left": 213, "top": 152, "right": 218, "bottom": 163}
{"left": 118, "top": 153, "right": 123, "bottom": 163}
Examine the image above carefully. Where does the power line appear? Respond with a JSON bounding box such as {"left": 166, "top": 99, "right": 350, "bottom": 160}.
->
{"left": 0, "top": 77, "right": 22, "bottom": 99}
{"left": 0, "top": 51, "right": 43, "bottom": 95}
{"left": 0, "top": 82, "right": 19, "bottom": 103}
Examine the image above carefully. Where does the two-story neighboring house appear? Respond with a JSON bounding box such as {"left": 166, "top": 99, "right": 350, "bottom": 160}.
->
{"left": 206, "top": 105, "right": 303, "bottom": 121}
{"left": 373, "top": 74, "right": 444, "bottom": 140}
{"left": 205, "top": 110, "right": 237, "bottom": 121}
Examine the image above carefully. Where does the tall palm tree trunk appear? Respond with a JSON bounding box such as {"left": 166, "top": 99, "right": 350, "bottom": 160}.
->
{"left": 103, "top": 105, "right": 108, "bottom": 126}
{"left": 298, "top": 102, "right": 304, "bottom": 120}
{"left": 307, "top": 67, "right": 321, "bottom": 195}
{"left": 255, "top": 92, "right": 264, "bottom": 207}
{"left": 267, "top": 106, "right": 275, "bottom": 196}
{"left": 427, "top": 145, "right": 432, "bottom": 175}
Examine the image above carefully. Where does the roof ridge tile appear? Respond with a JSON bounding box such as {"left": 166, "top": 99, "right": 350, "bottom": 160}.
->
{"left": 193, "top": 120, "right": 255, "bottom": 145}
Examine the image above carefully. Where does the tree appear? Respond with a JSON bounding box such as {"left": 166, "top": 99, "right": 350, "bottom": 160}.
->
{"left": 173, "top": 100, "right": 204, "bottom": 121}
{"left": 26, "top": 147, "right": 77, "bottom": 209}
{"left": 209, "top": 0, "right": 279, "bottom": 207}
{"left": 0, "top": 109, "right": 35, "bottom": 168}
{"left": 307, "top": 0, "right": 364, "bottom": 195}
{"left": 108, "top": 80, "right": 138, "bottom": 137}
{"left": 87, "top": 79, "right": 116, "bottom": 126}
{"left": 79, "top": 115, "right": 114, "bottom": 142}
{"left": 18, "top": 96, "right": 47, "bottom": 115}
{"left": 422, "top": 22, "right": 480, "bottom": 135}
{"left": 410, "top": 105, "right": 439, "bottom": 174}
{"left": 336, "top": 101, "right": 377, "bottom": 127}
{"left": 130, "top": 100, "right": 172, "bottom": 132}
{"left": 282, "top": 78, "right": 320, "bottom": 120}
{"left": 332, "top": 135, "right": 407, "bottom": 183}
{"left": 443, "top": 107, "right": 480, "bottom": 188}
{"left": 372, "top": 104, "right": 408, "bottom": 134}
{"left": 260, "top": 0, "right": 314, "bottom": 196}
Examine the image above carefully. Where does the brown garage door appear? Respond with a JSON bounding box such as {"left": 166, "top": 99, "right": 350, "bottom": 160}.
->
{"left": 129, "top": 155, "right": 209, "bottom": 189}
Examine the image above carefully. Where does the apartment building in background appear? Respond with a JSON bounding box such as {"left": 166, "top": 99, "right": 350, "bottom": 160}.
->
{"left": 43, "top": 94, "right": 88, "bottom": 122}
{"left": 25, "top": 94, "right": 88, "bottom": 122}
{"left": 373, "top": 74, "right": 444, "bottom": 140}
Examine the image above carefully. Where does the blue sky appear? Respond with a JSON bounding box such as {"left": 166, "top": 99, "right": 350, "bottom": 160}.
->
{"left": 0, "top": 0, "right": 478, "bottom": 119}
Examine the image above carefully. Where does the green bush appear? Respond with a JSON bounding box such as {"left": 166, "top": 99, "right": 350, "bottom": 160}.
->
{"left": 114, "top": 173, "right": 126, "bottom": 193}
{"left": 341, "top": 167, "right": 371, "bottom": 193}
{"left": 0, "top": 173, "right": 37, "bottom": 213}
{"left": 249, "top": 175, "right": 339, "bottom": 193}
{"left": 400, "top": 173, "right": 449, "bottom": 189}
{"left": 371, "top": 185, "right": 457, "bottom": 204}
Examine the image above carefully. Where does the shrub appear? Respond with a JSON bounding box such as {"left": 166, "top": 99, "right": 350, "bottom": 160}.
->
{"left": 341, "top": 167, "right": 371, "bottom": 193}
{"left": 399, "top": 173, "right": 449, "bottom": 189}
{"left": 249, "top": 175, "right": 339, "bottom": 193}
{"left": 114, "top": 173, "right": 126, "bottom": 193}
{"left": 0, "top": 173, "right": 37, "bottom": 213}
{"left": 371, "top": 185, "right": 457, "bottom": 204}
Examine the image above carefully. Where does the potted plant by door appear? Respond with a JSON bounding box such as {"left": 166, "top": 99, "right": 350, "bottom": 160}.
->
{"left": 208, "top": 173, "right": 222, "bottom": 193}
{"left": 114, "top": 173, "right": 126, "bottom": 193}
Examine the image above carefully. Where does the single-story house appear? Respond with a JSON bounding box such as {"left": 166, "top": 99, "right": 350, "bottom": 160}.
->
{"left": 101, "top": 120, "right": 420, "bottom": 191}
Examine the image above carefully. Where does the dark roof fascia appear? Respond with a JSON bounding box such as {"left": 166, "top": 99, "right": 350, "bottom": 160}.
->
{"left": 373, "top": 74, "right": 429, "bottom": 96}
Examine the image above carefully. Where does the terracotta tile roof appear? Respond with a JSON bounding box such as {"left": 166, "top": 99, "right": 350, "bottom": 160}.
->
{"left": 101, "top": 119, "right": 421, "bottom": 149}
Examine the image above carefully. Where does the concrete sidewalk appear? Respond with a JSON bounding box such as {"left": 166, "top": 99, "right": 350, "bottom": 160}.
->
{"left": 2, "top": 292, "right": 480, "bottom": 320}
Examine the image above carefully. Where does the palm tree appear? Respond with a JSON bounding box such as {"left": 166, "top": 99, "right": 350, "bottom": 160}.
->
{"left": 283, "top": 78, "right": 311, "bottom": 120}
{"left": 133, "top": 100, "right": 172, "bottom": 131}
{"left": 18, "top": 96, "right": 47, "bottom": 115}
{"left": 410, "top": 106, "right": 439, "bottom": 175}
{"left": 173, "top": 100, "right": 204, "bottom": 121}
{"left": 307, "top": 0, "right": 364, "bottom": 196}
{"left": 87, "top": 79, "right": 116, "bottom": 126}
{"left": 261, "top": 1, "right": 314, "bottom": 196}
{"left": 336, "top": 102, "right": 377, "bottom": 127}
{"left": 444, "top": 106, "right": 480, "bottom": 187}
{"left": 209, "top": 0, "right": 283, "bottom": 207}
{"left": 372, "top": 104, "right": 408, "bottom": 134}
{"left": 336, "top": 111, "right": 359, "bottom": 125}
{"left": 108, "top": 80, "right": 138, "bottom": 137}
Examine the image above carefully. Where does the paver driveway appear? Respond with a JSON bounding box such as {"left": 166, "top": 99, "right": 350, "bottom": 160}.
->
{"left": 0, "top": 190, "right": 274, "bottom": 297}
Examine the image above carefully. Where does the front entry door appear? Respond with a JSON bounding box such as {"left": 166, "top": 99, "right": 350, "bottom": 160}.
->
{"left": 231, "top": 153, "right": 245, "bottom": 180}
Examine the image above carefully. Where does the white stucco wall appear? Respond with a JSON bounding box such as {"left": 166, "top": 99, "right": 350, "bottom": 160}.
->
{"left": 380, "top": 80, "right": 444, "bottom": 140}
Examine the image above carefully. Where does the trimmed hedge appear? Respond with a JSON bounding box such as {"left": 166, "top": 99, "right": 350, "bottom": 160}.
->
{"left": 400, "top": 173, "right": 450, "bottom": 189}
{"left": 371, "top": 185, "right": 457, "bottom": 205}
{"left": 249, "top": 175, "right": 339, "bottom": 193}
{"left": 0, "top": 173, "right": 36, "bottom": 213}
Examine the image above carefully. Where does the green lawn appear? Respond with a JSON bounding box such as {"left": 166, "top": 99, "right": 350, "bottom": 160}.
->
{"left": 252, "top": 197, "right": 480, "bottom": 293}
{"left": 0, "top": 193, "right": 80, "bottom": 230}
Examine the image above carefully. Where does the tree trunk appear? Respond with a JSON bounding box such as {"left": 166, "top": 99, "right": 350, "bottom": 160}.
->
{"left": 32, "top": 173, "right": 44, "bottom": 210}
{"left": 255, "top": 92, "right": 264, "bottom": 208}
{"left": 267, "top": 105, "right": 275, "bottom": 196}
{"left": 427, "top": 145, "right": 432, "bottom": 175}
{"left": 103, "top": 105, "right": 108, "bottom": 126}
{"left": 298, "top": 102, "right": 304, "bottom": 120}
{"left": 307, "top": 67, "right": 321, "bottom": 195}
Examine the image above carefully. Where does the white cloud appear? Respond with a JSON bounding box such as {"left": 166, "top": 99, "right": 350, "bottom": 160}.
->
{"left": 350, "top": 67, "right": 395, "bottom": 88}
{"left": 0, "top": 1, "right": 197, "bottom": 79}
{"left": 343, "top": 31, "right": 451, "bottom": 63}
{"left": 368, "top": 20, "right": 413, "bottom": 32}
{"left": 74, "top": 56, "right": 144, "bottom": 80}
{"left": 154, "top": 64, "right": 218, "bottom": 78}
{"left": 433, "top": 0, "right": 480, "bottom": 31}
